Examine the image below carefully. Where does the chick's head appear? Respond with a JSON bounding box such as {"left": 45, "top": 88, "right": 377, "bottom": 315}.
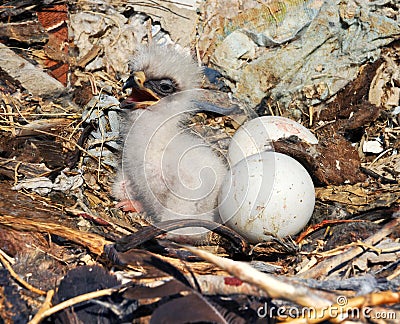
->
{"left": 121, "top": 44, "right": 202, "bottom": 109}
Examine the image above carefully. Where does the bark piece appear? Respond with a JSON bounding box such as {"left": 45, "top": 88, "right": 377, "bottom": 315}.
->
{"left": 0, "top": 43, "right": 64, "bottom": 97}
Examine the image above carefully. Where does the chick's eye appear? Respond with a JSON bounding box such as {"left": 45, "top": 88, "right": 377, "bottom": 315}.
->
{"left": 159, "top": 80, "right": 174, "bottom": 92}
{"left": 145, "top": 79, "right": 176, "bottom": 97}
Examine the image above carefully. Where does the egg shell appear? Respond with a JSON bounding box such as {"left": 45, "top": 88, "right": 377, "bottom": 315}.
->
{"left": 218, "top": 151, "right": 315, "bottom": 243}
{"left": 228, "top": 116, "right": 318, "bottom": 166}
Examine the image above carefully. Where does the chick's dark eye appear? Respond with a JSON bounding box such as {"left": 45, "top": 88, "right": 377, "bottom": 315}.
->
{"left": 145, "top": 79, "right": 176, "bottom": 97}
{"left": 160, "top": 80, "right": 174, "bottom": 92}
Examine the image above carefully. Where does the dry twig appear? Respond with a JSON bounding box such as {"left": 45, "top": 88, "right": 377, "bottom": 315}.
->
{"left": 299, "top": 218, "right": 400, "bottom": 279}
{"left": 0, "top": 248, "right": 46, "bottom": 296}
{"left": 184, "top": 246, "right": 333, "bottom": 308}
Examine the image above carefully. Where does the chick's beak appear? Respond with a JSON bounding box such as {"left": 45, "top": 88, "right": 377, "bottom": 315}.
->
{"left": 120, "top": 71, "right": 160, "bottom": 109}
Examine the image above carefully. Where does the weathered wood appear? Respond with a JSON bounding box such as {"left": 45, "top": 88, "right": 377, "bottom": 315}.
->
{"left": 0, "top": 21, "right": 48, "bottom": 43}
{"left": 0, "top": 43, "right": 65, "bottom": 97}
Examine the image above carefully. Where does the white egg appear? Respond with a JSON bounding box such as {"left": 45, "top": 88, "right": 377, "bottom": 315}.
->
{"left": 218, "top": 152, "right": 315, "bottom": 243}
{"left": 228, "top": 116, "right": 318, "bottom": 166}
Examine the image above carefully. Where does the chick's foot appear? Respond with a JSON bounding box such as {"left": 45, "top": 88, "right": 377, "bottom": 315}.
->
{"left": 116, "top": 199, "right": 144, "bottom": 213}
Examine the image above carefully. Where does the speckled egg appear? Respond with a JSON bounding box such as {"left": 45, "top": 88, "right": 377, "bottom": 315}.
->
{"left": 218, "top": 151, "right": 315, "bottom": 243}
{"left": 228, "top": 116, "right": 318, "bottom": 166}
